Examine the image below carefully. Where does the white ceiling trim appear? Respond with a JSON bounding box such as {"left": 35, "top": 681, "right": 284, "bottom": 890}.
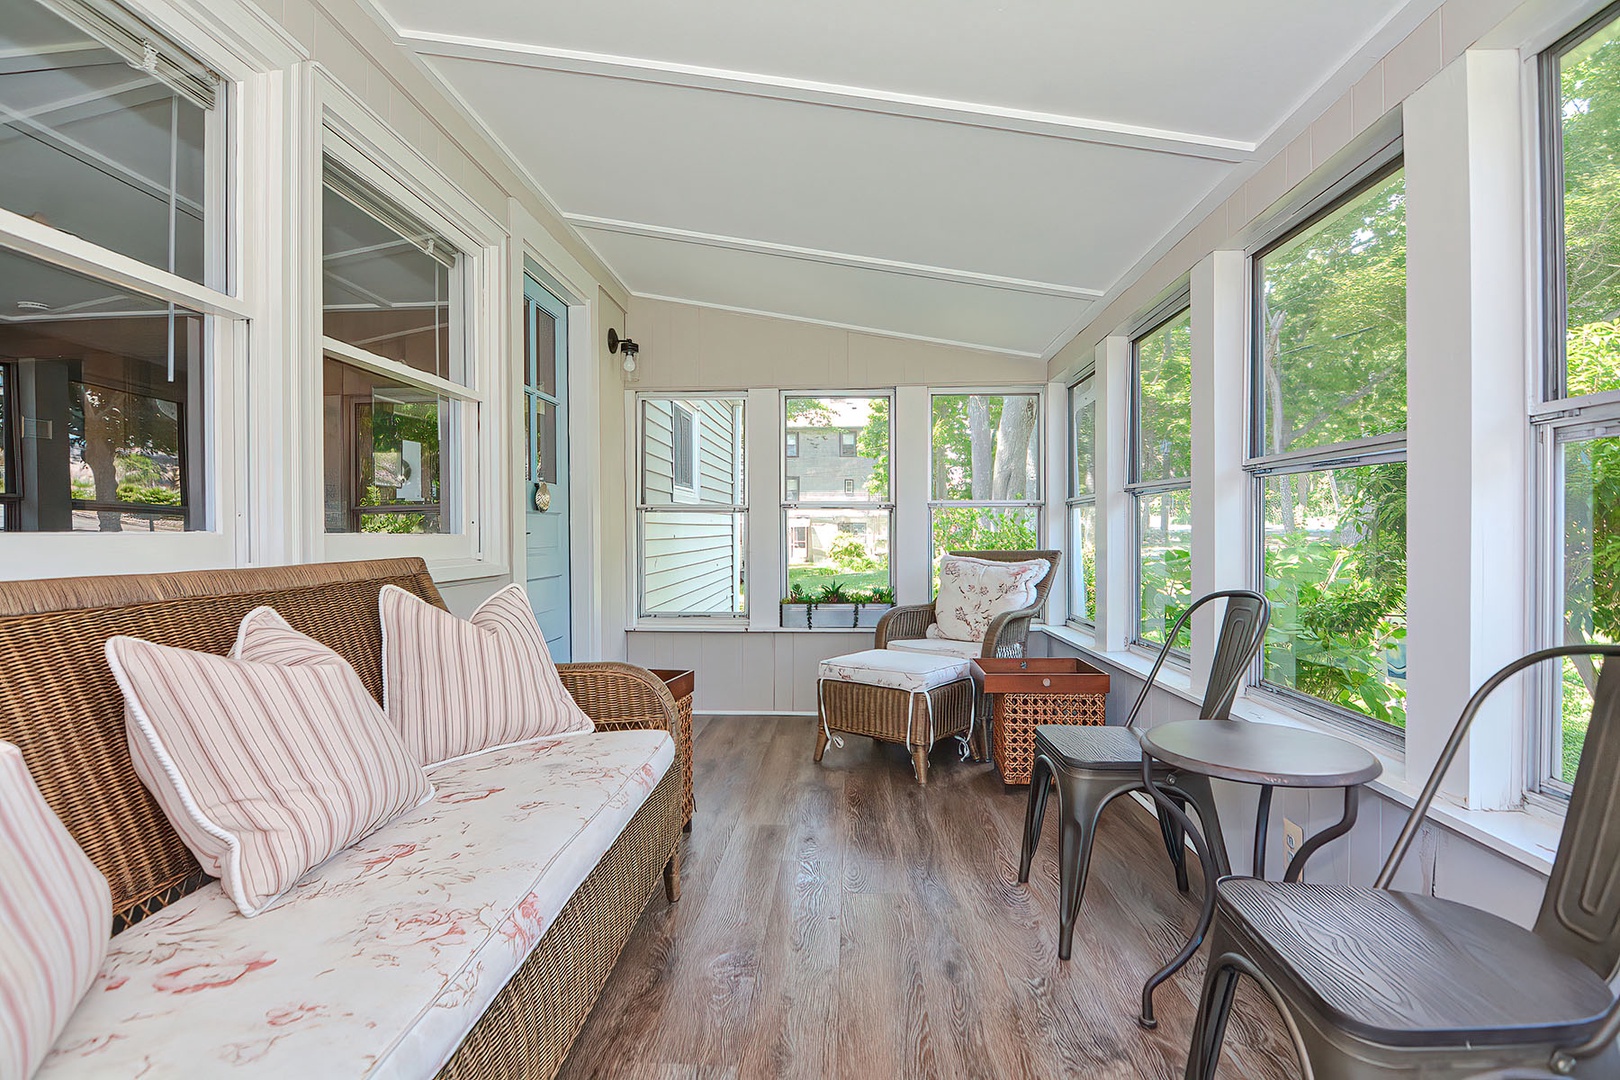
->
{"left": 402, "top": 30, "right": 1259, "bottom": 163}
{"left": 569, "top": 215, "right": 1105, "bottom": 301}
{"left": 631, "top": 291, "right": 1050, "bottom": 361}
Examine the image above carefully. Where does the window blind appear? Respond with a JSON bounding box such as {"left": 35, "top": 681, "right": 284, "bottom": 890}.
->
{"left": 46, "top": 0, "right": 220, "bottom": 110}
{"left": 323, "top": 156, "right": 461, "bottom": 270}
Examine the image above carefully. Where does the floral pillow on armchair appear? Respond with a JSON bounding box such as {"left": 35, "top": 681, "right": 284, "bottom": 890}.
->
{"left": 927, "top": 554, "right": 1050, "bottom": 643}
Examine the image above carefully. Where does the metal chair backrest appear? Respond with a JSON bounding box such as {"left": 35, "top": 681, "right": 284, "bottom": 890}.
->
{"left": 1376, "top": 645, "right": 1620, "bottom": 982}
{"left": 1123, "top": 589, "right": 1270, "bottom": 734}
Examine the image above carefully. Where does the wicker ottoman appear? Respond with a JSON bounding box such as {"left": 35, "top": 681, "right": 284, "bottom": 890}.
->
{"left": 815, "top": 649, "right": 978, "bottom": 784}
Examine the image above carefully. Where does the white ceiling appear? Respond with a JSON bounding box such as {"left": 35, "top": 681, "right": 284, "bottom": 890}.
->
{"left": 368, "top": 0, "right": 1437, "bottom": 359}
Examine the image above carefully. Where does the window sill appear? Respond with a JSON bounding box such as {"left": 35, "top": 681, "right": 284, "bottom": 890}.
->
{"left": 1036, "top": 624, "right": 1564, "bottom": 877}
{"left": 629, "top": 624, "right": 872, "bottom": 634}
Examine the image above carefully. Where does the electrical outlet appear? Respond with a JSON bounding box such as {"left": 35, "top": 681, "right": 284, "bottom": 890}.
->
{"left": 1283, "top": 818, "right": 1304, "bottom": 861}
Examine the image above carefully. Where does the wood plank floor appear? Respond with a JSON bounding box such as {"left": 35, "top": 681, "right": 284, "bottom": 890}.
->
{"left": 558, "top": 716, "right": 1298, "bottom": 1080}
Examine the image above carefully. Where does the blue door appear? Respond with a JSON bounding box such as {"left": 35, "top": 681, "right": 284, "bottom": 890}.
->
{"left": 523, "top": 271, "right": 571, "bottom": 661}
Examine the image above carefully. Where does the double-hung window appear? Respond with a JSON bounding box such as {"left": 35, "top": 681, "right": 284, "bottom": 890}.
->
{"left": 0, "top": 0, "right": 235, "bottom": 536}
{"left": 1248, "top": 163, "right": 1407, "bottom": 733}
{"left": 1128, "top": 304, "right": 1193, "bottom": 650}
{"left": 1067, "top": 374, "right": 1097, "bottom": 627}
{"left": 320, "top": 154, "right": 475, "bottom": 538}
{"left": 782, "top": 394, "right": 892, "bottom": 602}
{"left": 1535, "top": 7, "right": 1620, "bottom": 792}
{"left": 637, "top": 395, "right": 747, "bottom": 618}
{"left": 928, "top": 392, "right": 1042, "bottom": 582}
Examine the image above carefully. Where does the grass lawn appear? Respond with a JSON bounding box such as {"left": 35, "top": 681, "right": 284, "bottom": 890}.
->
{"left": 786, "top": 566, "right": 890, "bottom": 597}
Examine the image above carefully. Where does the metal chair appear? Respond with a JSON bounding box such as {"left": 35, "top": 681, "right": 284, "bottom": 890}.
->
{"left": 1165, "top": 645, "right": 1620, "bottom": 1080}
{"left": 1017, "top": 590, "right": 1269, "bottom": 961}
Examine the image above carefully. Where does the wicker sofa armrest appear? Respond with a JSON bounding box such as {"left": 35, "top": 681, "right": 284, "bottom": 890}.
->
{"left": 875, "top": 603, "right": 937, "bottom": 648}
{"left": 982, "top": 606, "right": 1042, "bottom": 658}
{"left": 556, "top": 662, "right": 681, "bottom": 733}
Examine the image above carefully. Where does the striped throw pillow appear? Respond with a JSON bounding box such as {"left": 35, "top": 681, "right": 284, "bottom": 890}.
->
{"left": 380, "top": 583, "right": 594, "bottom": 768}
{"left": 0, "top": 741, "right": 112, "bottom": 1080}
{"left": 107, "top": 609, "right": 433, "bottom": 918}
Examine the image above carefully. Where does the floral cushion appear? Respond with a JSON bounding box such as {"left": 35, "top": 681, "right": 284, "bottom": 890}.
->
{"left": 37, "top": 730, "right": 674, "bottom": 1080}
{"left": 819, "top": 649, "right": 971, "bottom": 693}
{"left": 927, "top": 555, "right": 1049, "bottom": 643}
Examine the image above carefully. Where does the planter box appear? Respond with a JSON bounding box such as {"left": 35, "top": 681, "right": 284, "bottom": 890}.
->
{"left": 780, "top": 603, "right": 813, "bottom": 629}
{"left": 854, "top": 603, "right": 893, "bottom": 628}
{"left": 970, "top": 658, "right": 1110, "bottom": 785}
{"left": 814, "top": 603, "right": 857, "bottom": 629}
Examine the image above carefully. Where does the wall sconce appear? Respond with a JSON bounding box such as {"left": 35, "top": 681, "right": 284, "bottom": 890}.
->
{"left": 608, "top": 328, "right": 640, "bottom": 381}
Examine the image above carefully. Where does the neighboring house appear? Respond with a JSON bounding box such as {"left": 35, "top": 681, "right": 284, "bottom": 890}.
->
{"left": 784, "top": 406, "right": 886, "bottom": 572}
{"left": 642, "top": 397, "right": 745, "bottom": 614}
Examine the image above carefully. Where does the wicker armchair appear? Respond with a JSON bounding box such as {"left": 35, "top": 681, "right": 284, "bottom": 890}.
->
{"left": 874, "top": 549, "right": 1062, "bottom": 658}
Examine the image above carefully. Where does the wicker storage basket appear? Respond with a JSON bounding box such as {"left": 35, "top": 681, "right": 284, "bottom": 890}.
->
{"left": 972, "top": 658, "right": 1109, "bottom": 785}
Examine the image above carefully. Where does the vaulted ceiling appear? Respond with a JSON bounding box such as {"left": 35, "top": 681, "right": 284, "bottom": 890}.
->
{"left": 365, "top": 0, "right": 1440, "bottom": 359}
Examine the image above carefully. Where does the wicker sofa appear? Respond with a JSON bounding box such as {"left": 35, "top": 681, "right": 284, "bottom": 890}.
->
{"left": 0, "top": 558, "right": 684, "bottom": 1080}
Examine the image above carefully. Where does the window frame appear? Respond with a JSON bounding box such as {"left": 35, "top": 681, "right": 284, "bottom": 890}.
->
{"left": 1126, "top": 294, "right": 1193, "bottom": 655}
{"left": 1244, "top": 159, "right": 1409, "bottom": 746}
{"left": 926, "top": 387, "right": 1045, "bottom": 595}
{"left": 1530, "top": 5, "right": 1620, "bottom": 797}
{"left": 1066, "top": 370, "right": 1097, "bottom": 630}
{"left": 311, "top": 92, "right": 506, "bottom": 578}
{"left": 0, "top": 0, "right": 249, "bottom": 569}
{"left": 780, "top": 390, "right": 896, "bottom": 609}
{"left": 635, "top": 392, "right": 749, "bottom": 622}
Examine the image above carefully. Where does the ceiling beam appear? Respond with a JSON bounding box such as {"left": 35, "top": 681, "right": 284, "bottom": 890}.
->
{"left": 403, "top": 31, "right": 1258, "bottom": 163}
{"left": 567, "top": 215, "right": 1106, "bottom": 301}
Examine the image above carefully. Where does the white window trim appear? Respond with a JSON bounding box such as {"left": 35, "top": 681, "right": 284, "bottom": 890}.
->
{"left": 0, "top": 0, "right": 288, "bottom": 579}
{"left": 305, "top": 69, "right": 508, "bottom": 583}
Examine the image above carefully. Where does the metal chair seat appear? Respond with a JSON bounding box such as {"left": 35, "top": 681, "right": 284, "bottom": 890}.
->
{"left": 1035, "top": 724, "right": 1156, "bottom": 771}
{"left": 1217, "top": 878, "right": 1614, "bottom": 1050}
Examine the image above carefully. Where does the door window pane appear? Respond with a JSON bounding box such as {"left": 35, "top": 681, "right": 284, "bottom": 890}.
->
{"left": 1261, "top": 462, "right": 1407, "bottom": 727}
{"left": 1256, "top": 170, "right": 1407, "bottom": 453}
{"left": 784, "top": 395, "right": 889, "bottom": 502}
{"left": 0, "top": 247, "right": 203, "bottom": 532}
{"left": 0, "top": 0, "right": 216, "bottom": 284}
{"left": 931, "top": 394, "right": 1039, "bottom": 500}
{"left": 785, "top": 507, "right": 890, "bottom": 595}
{"left": 322, "top": 358, "right": 447, "bottom": 534}
{"left": 641, "top": 510, "right": 746, "bottom": 615}
{"left": 322, "top": 182, "right": 456, "bottom": 381}
{"left": 1558, "top": 19, "right": 1620, "bottom": 397}
{"left": 1137, "top": 489, "right": 1192, "bottom": 649}
{"left": 1134, "top": 311, "right": 1192, "bottom": 483}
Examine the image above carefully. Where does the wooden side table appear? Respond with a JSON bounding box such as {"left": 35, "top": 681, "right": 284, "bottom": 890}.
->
{"left": 971, "top": 658, "right": 1109, "bottom": 785}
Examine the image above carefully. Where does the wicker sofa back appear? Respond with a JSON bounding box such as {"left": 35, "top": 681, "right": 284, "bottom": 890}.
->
{"left": 0, "top": 558, "right": 442, "bottom": 930}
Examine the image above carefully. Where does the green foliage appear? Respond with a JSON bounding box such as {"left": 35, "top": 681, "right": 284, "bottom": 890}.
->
{"left": 815, "top": 582, "right": 849, "bottom": 604}
{"left": 1135, "top": 313, "right": 1193, "bottom": 482}
{"left": 858, "top": 396, "right": 891, "bottom": 498}
{"left": 870, "top": 584, "right": 896, "bottom": 605}
{"left": 1138, "top": 545, "right": 1192, "bottom": 652}
{"left": 931, "top": 394, "right": 1037, "bottom": 500}
{"left": 828, "top": 535, "right": 878, "bottom": 573}
{"left": 787, "top": 566, "right": 888, "bottom": 593}
{"left": 931, "top": 507, "right": 1038, "bottom": 559}
{"left": 783, "top": 581, "right": 811, "bottom": 604}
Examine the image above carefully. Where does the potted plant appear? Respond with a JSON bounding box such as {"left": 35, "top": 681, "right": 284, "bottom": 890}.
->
{"left": 815, "top": 582, "right": 857, "bottom": 628}
{"left": 855, "top": 584, "right": 896, "bottom": 628}
{"left": 780, "top": 582, "right": 813, "bottom": 629}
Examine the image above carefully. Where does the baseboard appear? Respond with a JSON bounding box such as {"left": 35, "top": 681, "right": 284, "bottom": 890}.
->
{"left": 697, "top": 710, "right": 818, "bottom": 717}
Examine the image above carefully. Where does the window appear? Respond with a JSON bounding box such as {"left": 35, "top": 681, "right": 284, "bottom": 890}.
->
{"left": 929, "top": 392, "right": 1042, "bottom": 583}
{"left": 0, "top": 2, "right": 229, "bottom": 535}
{"left": 1129, "top": 306, "right": 1192, "bottom": 650}
{"left": 1537, "top": 9, "right": 1620, "bottom": 791}
{"left": 1067, "top": 374, "right": 1097, "bottom": 627}
{"left": 638, "top": 396, "right": 746, "bottom": 617}
{"left": 321, "top": 157, "right": 471, "bottom": 536}
{"left": 1250, "top": 165, "right": 1407, "bottom": 732}
{"left": 783, "top": 394, "right": 891, "bottom": 606}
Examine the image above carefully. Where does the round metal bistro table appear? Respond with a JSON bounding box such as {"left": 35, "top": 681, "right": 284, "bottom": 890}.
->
{"left": 1135, "top": 719, "right": 1383, "bottom": 1028}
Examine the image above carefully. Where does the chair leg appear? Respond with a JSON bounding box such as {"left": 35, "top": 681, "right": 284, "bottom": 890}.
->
{"left": 663, "top": 848, "right": 681, "bottom": 903}
{"left": 1056, "top": 778, "right": 1117, "bottom": 961}
{"left": 911, "top": 746, "right": 929, "bottom": 785}
{"left": 1185, "top": 939, "right": 1241, "bottom": 1080}
{"left": 1158, "top": 795, "right": 1191, "bottom": 894}
{"left": 1174, "top": 773, "right": 1233, "bottom": 879}
{"left": 814, "top": 726, "right": 829, "bottom": 763}
{"left": 1020, "top": 755, "right": 1055, "bottom": 884}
